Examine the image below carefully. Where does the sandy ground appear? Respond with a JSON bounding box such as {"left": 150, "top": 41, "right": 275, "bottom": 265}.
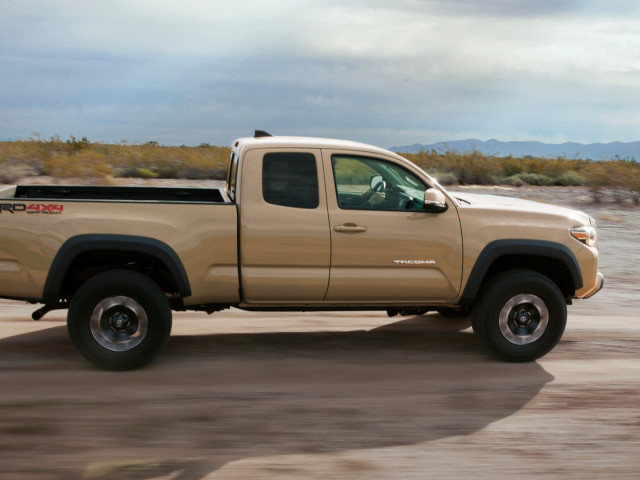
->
{"left": 1, "top": 307, "right": 639, "bottom": 479}
{"left": 1, "top": 183, "right": 639, "bottom": 479}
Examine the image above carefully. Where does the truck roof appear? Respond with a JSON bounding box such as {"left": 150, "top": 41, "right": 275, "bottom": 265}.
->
{"left": 232, "top": 134, "right": 402, "bottom": 159}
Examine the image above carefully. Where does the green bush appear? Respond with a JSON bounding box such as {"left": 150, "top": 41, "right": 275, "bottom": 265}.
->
{"left": 503, "top": 175, "right": 527, "bottom": 187}
{"left": 553, "top": 170, "right": 585, "bottom": 186}
{"left": 513, "top": 173, "right": 554, "bottom": 186}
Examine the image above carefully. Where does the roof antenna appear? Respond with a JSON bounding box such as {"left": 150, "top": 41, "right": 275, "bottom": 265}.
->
{"left": 254, "top": 130, "right": 273, "bottom": 138}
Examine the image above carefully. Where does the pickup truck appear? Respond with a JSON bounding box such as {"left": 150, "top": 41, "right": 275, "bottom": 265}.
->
{"left": 0, "top": 131, "right": 603, "bottom": 369}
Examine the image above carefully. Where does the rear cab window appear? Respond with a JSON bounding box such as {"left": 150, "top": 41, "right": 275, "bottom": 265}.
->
{"left": 226, "top": 152, "right": 239, "bottom": 202}
{"left": 262, "top": 152, "right": 319, "bottom": 209}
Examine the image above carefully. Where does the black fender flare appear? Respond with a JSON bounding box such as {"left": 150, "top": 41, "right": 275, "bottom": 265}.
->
{"left": 42, "top": 234, "right": 191, "bottom": 304}
{"left": 459, "top": 239, "right": 582, "bottom": 306}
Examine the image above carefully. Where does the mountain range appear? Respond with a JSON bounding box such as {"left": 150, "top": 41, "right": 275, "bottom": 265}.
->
{"left": 390, "top": 139, "right": 640, "bottom": 160}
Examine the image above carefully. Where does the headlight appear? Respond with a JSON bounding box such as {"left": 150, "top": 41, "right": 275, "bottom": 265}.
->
{"left": 570, "top": 226, "right": 597, "bottom": 247}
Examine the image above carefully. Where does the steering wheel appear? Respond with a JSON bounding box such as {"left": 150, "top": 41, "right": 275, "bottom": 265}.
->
{"left": 372, "top": 178, "right": 386, "bottom": 193}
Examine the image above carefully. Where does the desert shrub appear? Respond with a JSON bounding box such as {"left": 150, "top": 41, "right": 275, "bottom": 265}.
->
{"left": 66, "top": 136, "right": 90, "bottom": 154}
{"left": 95, "top": 142, "right": 230, "bottom": 180}
{"left": 583, "top": 159, "right": 640, "bottom": 202}
{"left": 584, "top": 162, "right": 615, "bottom": 202}
{"left": 434, "top": 172, "right": 458, "bottom": 185}
{"left": 503, "top": 175, "right": 527, "bottom": 187}
{"left": 123, "top": 167, "right": 159, "bottom": 179}
{"left": 0, "top": 136, "right": 228, "bottom": 181}
{"left": 43, "top": 150, "right": 113, "bottom": 178}
{"left": 440, "top": 151, "right": 502, "bottom": 185}
{"left": 401, "top": 149, "right": 597, "bottom": 189}
{"left": 0, "top": 139, "right": 47, "bottom": 176}
{"left": 500, "top": 156, "right": 524, "bottom": 177}
{"left": 511, "top": 173, "right": 554, "bottom": 186}
{"left": 553, "top": 170, "right": 585, "bottom": 186}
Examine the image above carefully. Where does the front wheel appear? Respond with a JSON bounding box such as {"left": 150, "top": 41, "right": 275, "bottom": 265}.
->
{"left": 67, "top": 270, "right": 172, "bottom": 370}
{"left": 471, "top": 270, "right": 566, "bottom": 362}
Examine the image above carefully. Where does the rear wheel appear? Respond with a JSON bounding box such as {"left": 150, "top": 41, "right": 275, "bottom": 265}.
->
{"left": 472, "top": 270, "right": 566, "bottom": 362}
{"left": 67, "top": 270, "right": 172, "bottom": 370}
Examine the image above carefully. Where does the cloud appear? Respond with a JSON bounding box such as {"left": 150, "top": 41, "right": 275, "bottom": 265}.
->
{"left": 422, "top": 0, "right": 584, "bottom": 17}
{"left": 1, "top": 0, "right": 640, "bottom": 146}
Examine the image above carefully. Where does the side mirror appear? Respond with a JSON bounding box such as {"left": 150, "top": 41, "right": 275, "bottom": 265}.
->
{"left": 424, "top": 189, "right": 448, "bottom": 213}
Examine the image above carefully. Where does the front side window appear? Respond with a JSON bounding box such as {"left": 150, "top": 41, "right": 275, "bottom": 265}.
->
{"left": 331, "top": 155, "right": 427, "bottom": 211}
{"left": 263, "top": 152, "right": 319, "bottom": 209}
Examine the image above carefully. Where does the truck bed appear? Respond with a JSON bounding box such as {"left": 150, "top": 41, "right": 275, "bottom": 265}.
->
{"left": 9, "top": 185, "right": 227, "bottom": 203}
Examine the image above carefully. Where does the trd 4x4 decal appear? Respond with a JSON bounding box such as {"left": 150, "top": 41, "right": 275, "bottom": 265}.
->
{"left": 0, "top": 203, "right": 64, "bottom": 214}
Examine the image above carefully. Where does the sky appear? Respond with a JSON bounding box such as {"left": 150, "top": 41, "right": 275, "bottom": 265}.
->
{"left": 2, "top": 0, "right": 640, "bottom": 148}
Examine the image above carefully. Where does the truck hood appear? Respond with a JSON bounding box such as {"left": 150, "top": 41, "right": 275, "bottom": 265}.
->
{"left": 451, "top": 191, "right": 591, "bottom": 225}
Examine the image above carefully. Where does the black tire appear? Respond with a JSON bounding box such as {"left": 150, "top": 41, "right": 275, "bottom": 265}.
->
{"left": 67, "top": 270, "right": 172, "bottom": 370}
{"left": 471, "top": 270, "right": 566, "bottom": 362}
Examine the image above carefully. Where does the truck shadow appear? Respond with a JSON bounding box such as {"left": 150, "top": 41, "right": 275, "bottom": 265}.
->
{"left": 0, "top": 314, "right": 553, "bottom": 480}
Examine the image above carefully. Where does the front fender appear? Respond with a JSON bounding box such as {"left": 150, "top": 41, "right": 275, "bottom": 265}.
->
{"left": 459, "top": 239, "right": 582, "bottom": 306}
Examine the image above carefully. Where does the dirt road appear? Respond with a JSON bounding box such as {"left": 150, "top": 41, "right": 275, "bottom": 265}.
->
{"left": 1, "top": 305, "right": 638, "bottom": 479}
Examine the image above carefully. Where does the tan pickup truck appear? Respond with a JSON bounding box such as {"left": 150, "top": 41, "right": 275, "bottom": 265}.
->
{"left": 0, "top": 131, "right": 603, "bottom": 369}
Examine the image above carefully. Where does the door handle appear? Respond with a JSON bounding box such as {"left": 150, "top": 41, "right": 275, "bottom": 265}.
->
{"left": 334, "top": 223, "right": 367, "bottom": 233}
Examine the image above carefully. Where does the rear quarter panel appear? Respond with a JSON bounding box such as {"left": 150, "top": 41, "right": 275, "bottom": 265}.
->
{"left": 0, "top": 199, "right": 239, "bottom": 304}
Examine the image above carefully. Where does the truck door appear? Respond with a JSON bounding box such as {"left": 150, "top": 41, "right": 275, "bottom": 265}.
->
{"left": 323, "top": 152, "right": 462, "bottom": 303}
{"left": 238, "top": 148, "right": 331, "bottom": 303}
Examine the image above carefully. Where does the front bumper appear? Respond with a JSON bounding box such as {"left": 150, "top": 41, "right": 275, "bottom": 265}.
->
{"left": 580, "top": 272, "right": 604, "bottom": 299}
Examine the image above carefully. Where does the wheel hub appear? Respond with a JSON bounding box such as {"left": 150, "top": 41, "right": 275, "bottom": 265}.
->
{"left": 515, "top": 308, "right": 533, "bottom": 326}
{"left": 90, "top": 296, "right": 148, "bottom": 352}
{"left": 499, "top": 294, "right": 549, "bottom": 345}
{"left": 111, "top": 312, "right": 131, "bottom": 331}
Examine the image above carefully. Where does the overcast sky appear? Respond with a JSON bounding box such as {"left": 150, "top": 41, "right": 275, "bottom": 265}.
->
{"left": 2, "top": 0, "right": 640, "bottom": 148}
